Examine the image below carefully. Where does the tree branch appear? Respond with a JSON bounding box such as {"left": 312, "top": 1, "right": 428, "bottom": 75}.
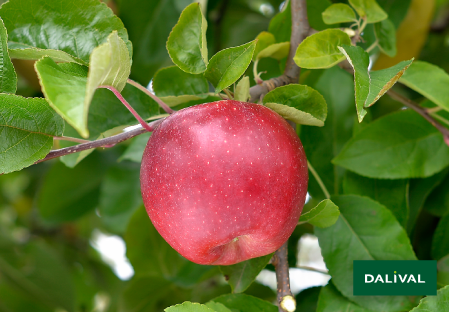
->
{"left": 249, "top": 0, "right": 309, "bottom": 103}
{"left": 35, "top": 119, "right": 164, "bottom": 164}
{"left": 273, "top": 242, "right": 296, "bottom": 312}
{"left": 387, "top": 89, "right": 449, "bottom": 146}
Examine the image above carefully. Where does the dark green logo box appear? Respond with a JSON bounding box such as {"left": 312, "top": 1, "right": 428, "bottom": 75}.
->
{"left": 353, "top": 260, "right": 437, "bottom": 296}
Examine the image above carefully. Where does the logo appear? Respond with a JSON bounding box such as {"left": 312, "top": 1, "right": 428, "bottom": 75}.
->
{"left": 353, "top": 260, "right": 437, "bottom": 296}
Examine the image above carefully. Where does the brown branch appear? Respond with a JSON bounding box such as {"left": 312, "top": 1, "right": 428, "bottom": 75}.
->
{"left": 273, "top": 242, "right": 296, "bottom": 312}
{"left": 249, "top": 0, "right": 309, "bottom": 103}
{"left": 35, "top": 119, "right": 165, "bottom": 164}
{"left": 387, "top": 89, "right": 449, "bottom": 146}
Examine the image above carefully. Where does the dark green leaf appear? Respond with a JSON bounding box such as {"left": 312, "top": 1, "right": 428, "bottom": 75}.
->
{"left": 0, "top": 18, "right": 16, "bottom": 93}
{"left": 400, "top": 61, "right": 449, "bottom": 112}
{"left": 343, "top": 171, "right": 409, "bottom": 227}
{"left": 166, "top": 3, "right": 208, "bottom": 74}
{"left": 365, "top": 59, "right": 413, "bottom": 107}
{"left": 37, "top": 152, "right": 109, "bottom": 223}
{"left": 0, "top": 240, "right": 75, "bottom": 312}
{"left": 317, "top": 283, "right": 374, "bottom": 312}
{"left": 322, "top": 4, "right": 357, "bottom": 24}
{"left": 424, "top": 173, "right": 449, "bottom": 216}
{"left": 205, "top": 40, "right": 256, "bottom": 93}
{"left": 125, "top": 207, "right": 186, "bottom": 277}
{"left": 119, "top": 133, "right": 152, "bottom": 163}
{"left": 300, "top": 67, "right": 355, "bottom": 199}
{"left": 333, "top": 109, "right": 449, "bottom": 179}
{"left": 432, "top": 214, "right": 449, "bottom": 260}
{"left": 209, "top": 293, "right": 277, "bottom": 312}
{"left": 437, "top": 256, "right": 449, "bottom": 287}
{"left": 295, "top": 286, "right": 321, "bottom": 312}
{"left": 294, "top": 29, "right": 351, "bottom": 69}
{"left": 410, "top": 285, "right": 449, "bottom": 311}
{"left": 153, "top": 66, "right": 209, "bottom": 97}
{"left": 315, "top": 195, "right": 418, "bottom": 311}
{"left": 268, "top": 1, "right": 291, "bottom": 43}
{"left": 307, "top": 0, "right": 332, "bottom": 31}
{"left": 35, "top": 58, "right": 90, "bottom": 137}
{"left": 219, "top": 254, "right": 272, "bottom": 293}
{"left": 99, "top": 162, "right": 142, "bottom": 234}
{"left": 205, "top": 302, "right": 232, "bottom": 312}
{"left": 0, "top": 94, "right": 64, "bottom": 174}
{"left": 299, "top": 199, "right": 340, "bottom": 228}
{"left": 374, "top": 19, "right": 397, "bottom": 57}
{"left": 0, "top": 0, "right": 132, "bottom": 64}
{"left": 338, "top": 44, "right": 369, "bottom": 122}
{"left": 253, "top": 32, "right": 276, "bottom": 61}
{"left": 376, "top": 0, "right": 411, "bottom": 28}
{"left": 349, "top": 0, "right": 388, "bottom": 23}
{"left": 263, "top": 84, "right": 327, "bottom": 126}
{"left": 165, "top": 302, "right": 215, "bottom": 312}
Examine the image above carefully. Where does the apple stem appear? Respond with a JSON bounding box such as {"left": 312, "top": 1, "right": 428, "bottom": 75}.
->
{"left": 223, "top": 88, "right": 234, "bottom": 100}
{"left": 98, "top": 86, "right": 155, "bottom": 132}
{"left": 127, "top": 79, "right": 175, "bottom": 114}
{"left": 273, "top": 242, "right": 295, "bottom": 312}
{"left": 307, "top": 160, "right": 330, "bottom": 199}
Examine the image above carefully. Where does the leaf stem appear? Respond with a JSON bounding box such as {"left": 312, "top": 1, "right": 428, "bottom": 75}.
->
{"left": 98, "top": 85, "right": 154, "bottom": 132}
{"left": 53, "top": 136, "right": 90, "bottom": 144}
{"left": 297, "top": 265, "right": 329, "bottom": 275}
{"left": 307, "top": 160, "right": 330, "bottom": 199}
{"left": 430, "top": 112, "right": 449, "bottom": 127}
{"left": 126, "top": 79, "right": 174, "bottom": 114}
{"left": 223, "top": 88, "right": 234, "bottom": 100}
{"left": 366, "top": 40, "right": 378, "bottom": 53}
{"left": 427, "top": 106, "right": 443, "bottom": 114}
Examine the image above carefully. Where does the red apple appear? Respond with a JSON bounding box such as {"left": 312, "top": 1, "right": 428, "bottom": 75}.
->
{"left": 140, "top": 100, "right": 308, "bottom": 265}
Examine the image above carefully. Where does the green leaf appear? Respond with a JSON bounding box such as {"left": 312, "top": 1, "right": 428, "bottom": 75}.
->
{"left": 153, "top": 66, "right": 209, "bottom": 97}
{"left": 166, "top": 3, "right": 208, "bottom": 74}
{"left": 253, "top": 32, "right": 276, "bottom": 61}
{"left": 205, "top": 302, "right": 232, "bottom": 312}
{"left": 37, "top": 152, "right": 109, "bottom": 223}
{"left": 234, "top": 76, "right": 250, "bottom": 102}
{"left": 165, "top": 302, "right": 215, "bottom": 312}
{"left": 268, "top": 1, "right": 291, "bottom": 43}
{"left": 317, "top": 283, "right": 374, "bottom": 312}
{"left": 294, "top": 29, "right": 351, "bottom": 69}
{"left": 204, "top": 40, "right": 256, "bottom": 93}
{"left": 410, "top": 285, "right": 449, "bottom": 311}
{"left": 209, "top": 294, "right": 277, "bottom": 312}
{"left": 307, "top": 0, "right": 332, "bottom": 31}
{"left": 338, "top": 44, "right": 369, "bottom": 122}
{"left": 374, "top": 19, "right": 397, "bottom": 57}
{"left": 219, "top": 254, "right": 272, "bottom": 293}
{"left": 315, "top": 195, "right": 418, "bottom": 311}
{"left": 0, "top": 0, "right": 132, "bottom": 64}
{"left": 365, "top": 59, "right": 413, "bottom": 107}
{"left": 0, "top": 239, "right": 75, "bottom": 312}
{"left": 0, "top": 94, "right": 64, "bottom": 174}
{"left": 333, "top": 109, "right": 449, "bottom": 179}
{"left": 0, "top": 18, "right": 16, "bottom": 93}
{"left": 349, "top": 0, "right": 388, "bottom": 23}
{"left": 86, "top": 31, "right": 131, "bottom": 96}
{"left": 119, "top": 133, "right": 152, "bottom": 163}
{"left": 437, "top": 256, "right": 449, "bottom": 287}
{"left": 8, "top": 47, "right": 86, "bottom": 65}
{"left": 343, "top": 171, "right": 408, "bottom": 227}
{"left": 424, "top": 173, "right": 449, "bottom": 216}
{"left": 99, "top": 162, "right": 142, "bottom": 234}
{"left": 263, "top": 84, "right": 327, "bottom": 126}
{"left": 125, "top": 208, "right": 186, "bottom": 277}
{"left": 399, "top": 61, "right": 449, "bottom": 112}
{"left": 295, "top": 287, "right": 321, "bottom": 312}
{"left": 299, "top": 199, "right": 340, "bottom": 228}
{"left": 255, "top": 42, "right": 290, "bottom": 61}
{"left": 35, "top": 58, "right": 90, "bottom": 137}
{"left": 322, "top": 4, "right": 357, "bottom": 24}
{"left": 432, "top": 214, "right": 449, "bottom": 260}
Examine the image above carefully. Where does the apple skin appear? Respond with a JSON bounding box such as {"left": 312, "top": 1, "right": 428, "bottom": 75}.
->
{"left": 140, "top": 100, "right": 308, "bottom": 265}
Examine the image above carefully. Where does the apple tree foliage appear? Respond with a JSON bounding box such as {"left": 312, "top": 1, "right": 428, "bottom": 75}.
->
{"left": 0, "top": 0, "right": 449, "bottom": 311}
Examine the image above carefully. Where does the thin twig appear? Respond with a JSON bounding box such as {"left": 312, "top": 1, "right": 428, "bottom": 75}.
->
{"left": 387, "top": 89, "right": 449, "bottom": 147}
{"left": 127, "top": 79, "right": 174, "bottom": 114}
{"left": 297, "top": 265, "right": 329, "bottom": 275}
{"left": 273, "top": 242, "right": 296, "bottom": 312}
{"left": 99, "top": 86, "right": 154, "bottom": 132}
{"left": 307, "top": 160, "right": 330, "bottom": 199}
{"left": 35, "top": 119, "right": 164, "bottom": 164}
